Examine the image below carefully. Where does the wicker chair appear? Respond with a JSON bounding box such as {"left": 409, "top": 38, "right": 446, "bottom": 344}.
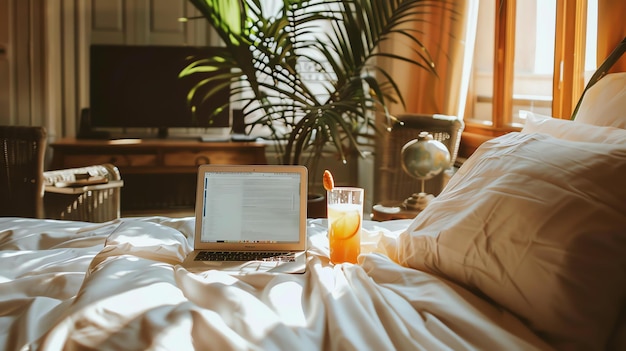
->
{"left": 43, "top": 164, "right": 123, "bottom": 222}
{"left": 374, "top": 114, "right": 464, "bottom": 205}
{"left": 1, "top": 125, "right": 123, "bottom": 222}
{"left": 0, "top": 126, "right": 47, "bottom": 218}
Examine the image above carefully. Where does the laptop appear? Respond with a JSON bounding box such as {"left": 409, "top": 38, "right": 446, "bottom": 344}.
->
{"left": 182, "top": 164, "right": 308, "bottom": 274}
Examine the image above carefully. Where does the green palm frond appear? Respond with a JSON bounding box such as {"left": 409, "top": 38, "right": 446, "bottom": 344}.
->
{"left": 182, "top": 0, "right": 452, "bottom": 167}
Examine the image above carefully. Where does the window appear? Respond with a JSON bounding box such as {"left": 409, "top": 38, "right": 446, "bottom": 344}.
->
{"left": 464, "top": 0, "right": 597, "bottom": 134}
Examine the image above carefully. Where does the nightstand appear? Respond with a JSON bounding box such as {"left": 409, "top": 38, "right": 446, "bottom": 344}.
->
{"left": 371, "top": 200, "right": 423, "bottom": 221}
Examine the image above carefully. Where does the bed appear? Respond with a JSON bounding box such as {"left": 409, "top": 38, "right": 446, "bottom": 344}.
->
{"left": 2, "top": 71, "right": 626, "bottom": 351}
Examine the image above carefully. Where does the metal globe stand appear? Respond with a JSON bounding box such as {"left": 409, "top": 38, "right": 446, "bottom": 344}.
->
{"left": 402, "top": 184, "right": 436, "bottom": 211}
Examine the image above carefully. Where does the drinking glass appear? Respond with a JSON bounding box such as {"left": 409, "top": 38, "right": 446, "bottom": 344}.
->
{"left": 327, "top": 187, "right": 364, "bottom": 264}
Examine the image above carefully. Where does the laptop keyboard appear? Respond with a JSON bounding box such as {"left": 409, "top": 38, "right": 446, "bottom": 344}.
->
{"left": 194, "top": 251, "right": 296, "bottom": 262}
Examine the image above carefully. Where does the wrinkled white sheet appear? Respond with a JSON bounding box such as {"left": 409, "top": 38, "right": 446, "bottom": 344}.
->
{"left": 0, "top": 217, "right": 553, "bottom": 351}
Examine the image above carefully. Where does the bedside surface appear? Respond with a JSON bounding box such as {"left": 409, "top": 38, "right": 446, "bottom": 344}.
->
{"left": 371, "top": 200, "right": 422, "bottom": 221}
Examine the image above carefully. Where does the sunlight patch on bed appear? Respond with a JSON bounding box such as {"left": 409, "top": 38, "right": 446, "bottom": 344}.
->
{"left": 267, "top": 281, "right": 306, "bottom": 326}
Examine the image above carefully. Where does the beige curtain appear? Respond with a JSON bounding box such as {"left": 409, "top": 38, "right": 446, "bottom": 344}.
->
{"left": 597, "top": 0, "right": 626, "bottom": 73}
{"left": 380, "top": 0, "right": 478, "bottom": 119}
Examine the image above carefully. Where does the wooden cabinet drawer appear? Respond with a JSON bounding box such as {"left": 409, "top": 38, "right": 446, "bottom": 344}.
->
{"left": 63, "top": 154, "right": 158, "bottom": 168}
{"left": 163, "top": 151, "right": 259, "bottom": 166}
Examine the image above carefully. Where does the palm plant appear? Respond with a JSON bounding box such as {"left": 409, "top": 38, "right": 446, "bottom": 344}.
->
{"left": 181, "top": 0, "right": 451, "bottom": 186}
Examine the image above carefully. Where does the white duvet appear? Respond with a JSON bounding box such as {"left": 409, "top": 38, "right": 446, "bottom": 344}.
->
{"left": 0, "top": 216, "right": 552, "bottom": 351}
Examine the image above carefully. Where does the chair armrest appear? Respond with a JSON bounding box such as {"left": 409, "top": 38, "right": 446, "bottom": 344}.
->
{"left": 43, "top": 163, "right": 122, "bottom": 186}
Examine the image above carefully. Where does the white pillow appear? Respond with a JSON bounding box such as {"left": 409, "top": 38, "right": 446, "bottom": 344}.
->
{"left": 574, "top": 72, "right": 626, "bottom": 129}
{"left": 521, "top": 110, "right": 626, "bottom": 144}
{"left": 397, "top": 132, "right": 626, "bottom": 351}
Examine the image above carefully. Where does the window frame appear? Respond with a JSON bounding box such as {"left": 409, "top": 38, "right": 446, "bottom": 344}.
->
{"left": 462, "top": 0, "right": 590, "bottom": 142}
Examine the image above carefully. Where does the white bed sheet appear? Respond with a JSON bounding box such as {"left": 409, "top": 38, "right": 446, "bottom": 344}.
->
{"left": 0, "top": 216, "right": 552, "bottom": 351}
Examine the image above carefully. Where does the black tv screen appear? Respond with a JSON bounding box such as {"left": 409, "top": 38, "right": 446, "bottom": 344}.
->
{"left": 89, "top": 45, "right": 230, "bottom": 132}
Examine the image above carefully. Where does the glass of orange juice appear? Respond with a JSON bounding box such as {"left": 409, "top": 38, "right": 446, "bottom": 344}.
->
{"left": 327, "top": 187, "right": 364, "bottom": 264}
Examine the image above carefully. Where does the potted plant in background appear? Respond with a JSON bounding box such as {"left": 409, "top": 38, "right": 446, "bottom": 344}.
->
{"left": 181, "top": 0, "right": 450, "bottom": 217}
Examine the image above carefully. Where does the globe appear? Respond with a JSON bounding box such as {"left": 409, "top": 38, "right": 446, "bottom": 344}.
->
{"left": 399, "top": 132, "right": 451, "bottom": 211}
{"left": 401, "top": 132, "right": 451, "bottom": 182}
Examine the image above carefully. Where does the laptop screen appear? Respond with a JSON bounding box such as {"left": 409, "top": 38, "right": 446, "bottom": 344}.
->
{"left": 199, "top": 171, "right": 302, "bottom": 244}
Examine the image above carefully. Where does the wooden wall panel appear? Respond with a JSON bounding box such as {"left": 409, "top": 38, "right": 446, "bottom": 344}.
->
{"left": 90, "top": 0, "right": 129, "bottom": 44}
{"left": 142, "top": 0, "right": 187, "bottom": 45}
{"left": 90, "top": 0, "right": 205, "bottom": 45}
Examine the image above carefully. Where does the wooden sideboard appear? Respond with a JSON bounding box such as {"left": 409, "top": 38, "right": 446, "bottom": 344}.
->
{"left": 50, "top": 138, "right": 267, "bottom": 216}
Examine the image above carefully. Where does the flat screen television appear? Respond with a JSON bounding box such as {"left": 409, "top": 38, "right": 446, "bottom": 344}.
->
{"left": 88, "top": 44, "right": 231, "bottom": 138}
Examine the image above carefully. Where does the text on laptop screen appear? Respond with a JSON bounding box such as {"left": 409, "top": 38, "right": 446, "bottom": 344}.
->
{"left": 200, "top": 171, "right": 302, "bottom": 243}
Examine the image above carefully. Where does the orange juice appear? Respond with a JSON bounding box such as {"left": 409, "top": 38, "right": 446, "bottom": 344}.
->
{"left": 328, "top": 203, "right": 362, "bottom": 264}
